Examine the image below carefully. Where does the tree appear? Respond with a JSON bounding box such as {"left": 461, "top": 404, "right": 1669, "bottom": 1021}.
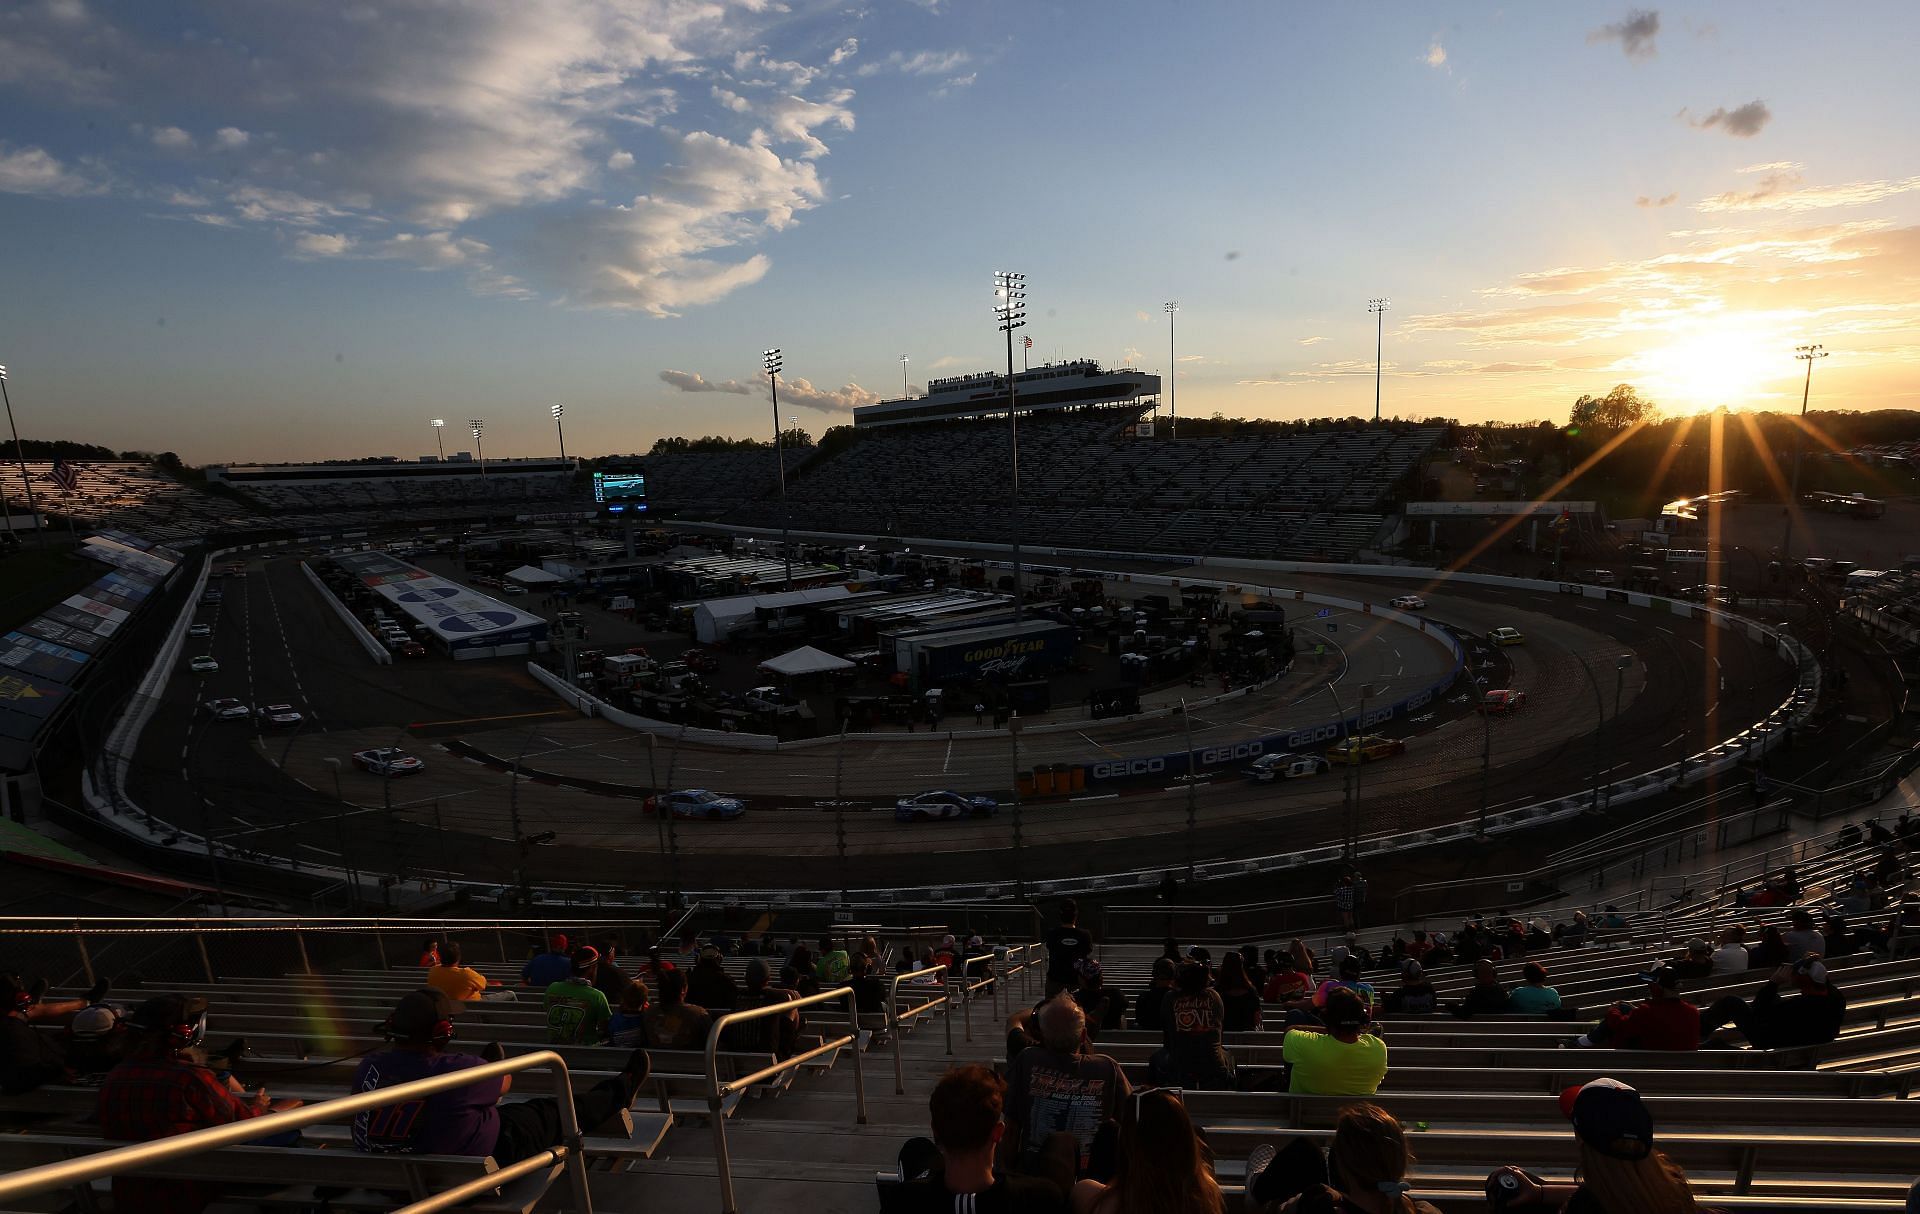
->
{"left": 1569, "top": 385, "right": 1660, "bottom": 432}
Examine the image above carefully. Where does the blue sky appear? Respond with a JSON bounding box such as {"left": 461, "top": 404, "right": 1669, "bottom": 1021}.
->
{"left": 2, "top": 1, "right": 1918, "bottom": 462}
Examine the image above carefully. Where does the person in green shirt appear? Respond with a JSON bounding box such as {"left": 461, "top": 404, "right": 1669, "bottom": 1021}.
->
{"left": 1280, "top": 988, "right": 1387, "bottom": 1096}
{"left": 545, "top": 946, "right": 612, "bottom": 1045}
{"left": 1507, "top": 961, "right": 1564, "bottom": 1017}
{"left": 814, "top": 934, "right": 851, "bottom": 985}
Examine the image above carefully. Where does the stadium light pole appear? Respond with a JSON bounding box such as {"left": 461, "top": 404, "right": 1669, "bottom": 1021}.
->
{"left": 0, "top": 365, "right": 47, "bottom": 549}
{"left": 995, "top": 271, "right": 1027, "bottom": 621}
{"left": 900, "top": 354, "right": 910, "bottom": 398}
{"left": 1368, "top": 299, "right": 1390, "bottom": 422}
{"left": 764, "top": 348, "right": 792, "bottom": 589}
{"left": 1781, "top": 344, "right": 1827, "bottom": 561}
{"left": 468, "top": 419, "right": 486, "bottom": 480}
{"left": 551, "top": 403, "right": 566, "bottom": 461}
{"left": 430, "top": 418, "right": 446, "bottom": 461}
{"left": 1164, "top": 301, "right": 1179, "bottom": 440}
{"left": 1607, "top": 653, "right": 1632, "bottom": 812}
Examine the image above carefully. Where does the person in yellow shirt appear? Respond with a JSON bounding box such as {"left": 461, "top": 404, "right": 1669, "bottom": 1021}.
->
{"left": 424, "top": 942, "right": 489, "bottom": 1002}
{"left": 1280, "top": 988, "right": 1387, "bottom": 1096}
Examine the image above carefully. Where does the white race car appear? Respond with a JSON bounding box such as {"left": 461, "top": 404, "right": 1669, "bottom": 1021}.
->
{"left": 895, "top": 790, "right": 999, "bottom": 822}
{"left": 1247, "top": 752, "right": 1330, "bottom": 782}
{"left": 353, "top": 747, "right": 424, "bottom": 776}
{"left": 257, "top": 703, "right": 304, "bottom": 727}
{"left": 188, "top": 623, "right": 212, "bottom": 638}
{"left": 1389, "top": 594, "right": 1427, "bottom": 610}
{"left": 202, "top": 697, "right": 250, "bottom": 720}
{"left": 188, "top": 655, "right": 220, "bottom": 674}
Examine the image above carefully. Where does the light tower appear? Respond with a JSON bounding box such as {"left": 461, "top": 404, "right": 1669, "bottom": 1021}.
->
{"left": 1782, "top": 343, "right": 1828, "bottom": 560}
{"left": 429, "top": 418, "right": 446, "bottom": 461}
{"left": 900, "top": 354, "right": 910, "bottom": 397}
{"left": 550, "top": 403, "right": 566, "bottom": 461}
{"left": 1368, "top": 298, "right": 1390, "bottom": 421}
{"left": 764, "top": 348, "right": 791, "bottom": 588}
{"left": 995, "top": 271, "right": 1027, "bottom": 621}
{"left": 468, "top": 419, "right": 486, "bottom": 479}
{"left": 0, "top": 365, "right": 45, "bottom": 548}
{"left": 1164, "top": 301, "right": 1179, "bottom": 439}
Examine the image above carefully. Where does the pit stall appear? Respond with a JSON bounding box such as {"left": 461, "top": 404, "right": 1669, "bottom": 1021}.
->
{"left": 330, "top": 551, "right": 549, "bottom": 660}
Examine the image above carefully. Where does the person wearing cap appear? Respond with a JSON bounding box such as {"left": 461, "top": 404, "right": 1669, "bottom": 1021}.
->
{"left": 815, "top": 934, "right": 852, "bottom": 985}
{"left": 1003, "top": 995, "right": 1129, "bottom": 1178}
{"left": 521, "top": 933, "right": 572, "bottom": 987}
{"left": 1698, "top": 956, "right": 1846, "bottom": 1049}
{"left": 1671, "top": 940, "right": 1715, "bottom": 980}
{"left": 1382, "top": 960, "right": 1438, "bottom": 1017}
{"left": 99, "top": 994, "right": 302, "bottom": 1214}
{"left": 1507, "top": 962, "right": 1563, "bottom": 1018}
{"left": 1313, "top": 955, "right": 1377, "bottom": 1014}
{"left": 2, "top": 973, "right": 108, "bottom": 1094}
{"left": 1450, "top": 959, "right": 1512, "bottom": 1019}
{"left": 1044, "top": 900, "right": 1094, "bottom": 997}
{"left": 1487, "top": 1078, "right": 1706, "bottom": 1213}
{"left": 426, "top": 941, "right": 489, "bottom": 1002}
{"left": 63, "top": 1002, "right": 129, "bottom": 1080}
{"left": 1280, "top": 988, "right": 1387, "bottom": 1097}
{"left": 1572, "top": 965, "right": 1698, "bottom": 1051}
{"left": 544, "top": 946, "right": 612, "bottom": 1045}
{"left": 1072, "top": 958, "right": 1126, "bottom": 1038}
{"left": 352, "top": 988, "right": 652, "bottom": 1165}
{"left": 1782, "top": 909, "right": 1824, "bottom": 962}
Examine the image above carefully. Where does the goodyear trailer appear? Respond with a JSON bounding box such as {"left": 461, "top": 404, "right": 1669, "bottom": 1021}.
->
{"left": 897, "top": 620, "right": 1077, "bottom": 691}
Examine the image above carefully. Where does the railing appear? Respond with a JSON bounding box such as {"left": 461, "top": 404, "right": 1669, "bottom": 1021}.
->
{"left": 949, "top": 951, "right": 1000, "bottom": 1044}
{"left": 887, "top": 963, "right": 952, "bottom": 1093}
{"left": 703, "top": 985, "right": 868, "bottom": 1214}
{"left": 0, "top": 1049, "right": 594, "bottom": 1213}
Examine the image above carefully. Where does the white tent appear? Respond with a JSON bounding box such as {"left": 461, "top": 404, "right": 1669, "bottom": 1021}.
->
{"left": 759, "top": 645, "right": 856, "bottom": 677}
{"left": 507, "top": 565, "right": 564, "bottom": 585}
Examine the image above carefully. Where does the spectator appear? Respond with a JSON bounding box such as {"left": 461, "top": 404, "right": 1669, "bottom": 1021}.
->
{"left": 860, "top": 935, "right": 884, "bottom": 974}
{"left": 65, "top": 1002, "right": 129, "bottom": 1080}
{"left": 1281, "top": 989, "right": 1387, "bottom": 1097}
{"left": 1403, "top": 929, "right": 1434, "bottom": 962}
{"left": 816, "top": 935, "right": 852, "bottom": 985}
{"left": 1487, "top": 1078, "right": 1707, "bottom": 1213}
{"left": 1452, "top": 959, "right": 1511, "bottom": 1018}
{"left": 417, "top": 939, "right": 441, "bottom": 967}
{"left": 1508, "top": 962, "right": 1564, "bottom": 1018}
{"left": 607, "top": 983, "right": 649, "bottom": 1048}
{"left": 1133, "top": 958, "right": 1177, "bottom": 1032}
{"left": 1382, "top": 961, "right": 1438, "bottom": 1017}
{"left": 1044, "top": 900, "right": 1094, "bottom": 997}
{"left": 1314, "top": 955, "right": 1377, "bottom": 1012}
{"left": 641, "top": 969, "right": 713, "bottom": 1051}
{"left": 594, "top": 938, "right": 632, "bottom": 1002}
{"left": 1709, "top": 926, "right": 1750, "bottom": 976}
{"left": 895, "top": 1065, "right": 1069, "bottom": 1212}
{"left": 1261, "top": 953, "right": 1313, "bottom": 1008}
{"left": 1749, "top": 925, "right": 1790, "bottom": 969}
{"left": 1218, "top": 951, "right": 1262, "bottom": 1031}
{"left": 521, "top": 933, "right": 572, "bottom": 987}
{"left": 1288, "top": 938, "right": 1317, "bottom": 977}
{"left": 1526, "top": 918, "right": 1555, "bottom": 953}
{"left": 728, "top": 959, "right": 801, "bottom": 1060}
{"left": 1822, "top": 914, "right": 1855, "bottom": 958}
{"left": 545, "top": 946, "right": 612, "bottom": 1045}
{"left": 1072, "top": 960, "right": 1125, "bottom": 1038}
{"left": 637, "top": 944, "right": 677, "bottom": 988}
{"left": 352, "top": 989, "right": 651, "bottom": 1167}
{"left": 1069, "top": 1088, "right": 1222, "bottom": 1214}
{"left": 1333, "top": 873, "right": 1357, "bottom": 932}
{"left": 1004, "top": 996, "right": 1129, "bottom": 1176}
{"left": 850, "top": 952, "right": 888, "bottom": 1017}
{"left": 1671, "top": 940, "right": 1714, "bottom": 980}
{"left": 1699, "top": 957, "right": 1846, "bottom": 1050}
{"left": 1239, "top": 944, "right": 1268, "bottom": 991}
{"left": 1559, "top": 910, "right": 1593, "bottom": 947}
{"left": 2, "top": 973, "right": 108, "bottom": 1094}
{"left": 1573, "top": 966, "right": 1698, "bottom": 1051}
{"left": 1151, "top": 962, "right": 1234, "bottom": 1089}
{"left": 426, "top": 942, "right": 489, "bottom": 1002}
{"left": 100, "top": 995, "right": 302, "bottom": 1214}
{"left": 688, "top": 948, "right": 740, "bottom": 1011}
{"left": 1246, "top": 1102, "right": 1439, "bottom": 1213}
{"left": 1783, "top": 909, "right": 1824, "bottom": 962}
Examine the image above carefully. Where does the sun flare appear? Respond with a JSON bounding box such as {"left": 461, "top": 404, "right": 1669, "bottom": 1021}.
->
{"left": 1625, "top": 323, "right": 1796, "bottom": 414}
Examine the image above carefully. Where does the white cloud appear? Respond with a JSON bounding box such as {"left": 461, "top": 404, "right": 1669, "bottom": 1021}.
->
{"left": 856, "top": 49, "right": 969, "bottom": 77}
{"left": 659, "top": 369, "right": 753, "bottom": 394}
{"left": 0, "top": 144, "right": 103, "bottom": 196}
{"left": 212, "top": 127, "right": 250, "bottom": 151}
{"left": 292, "top": 231, "right": 353, "bottom": 257}
{"left": 775, "top": 376, "right": 885, "bottom": 414}
{"left": 1424, "top": 40, "right": 1447, "bottom": 69}
{"left": 1683, "top": 100, "right": 1771, "bottom": 137}
{"left": 828, "top": 38, "right": 858, "bottom": 66}
{"left": 607, "top": 150, "right": 634, "bottom": 169}
{"left": 1588, "top": 9, "right": 1660, "bottom": 60}
{"left": 1297, "top": 335, "right": 1328, "bottom": 346}
{"left": 150, "top": 125, "right": 194, "bottom": 150}
{"left": 1698, "top": 171, "right": 1920, "bottom": 214}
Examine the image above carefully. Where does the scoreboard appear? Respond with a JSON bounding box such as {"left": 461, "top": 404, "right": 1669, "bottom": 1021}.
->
{"left": 592, "top": 473, "right": 648, "bottom": 514}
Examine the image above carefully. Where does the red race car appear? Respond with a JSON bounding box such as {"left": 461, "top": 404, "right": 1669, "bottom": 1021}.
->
{"left": 1480, "top": 689, "right": 1528, "bottom": 715}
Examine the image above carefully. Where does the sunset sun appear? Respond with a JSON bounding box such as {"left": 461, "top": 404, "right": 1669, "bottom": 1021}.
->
{"left": 1626, "top": 323, "right": 1794, "bottom": 414}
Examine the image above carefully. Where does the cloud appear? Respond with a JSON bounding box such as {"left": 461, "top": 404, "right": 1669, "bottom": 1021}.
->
{"left": 0, "top": 143, "right": 104, "bottom": 196}
{"left": 1424, "top": 40, "right": 1447, "bottom": 69}
{"left": 827, "top": 38, "right": 858, "bottom": 65}
{"left": 1636, "top": 192, "right": 1677, "bottom": 208}
{"left": 659, "top": 369, "right": 753, "bottom": 395}
{"left": 1177, "top": 354, "right": 1207, "bottom": 363}
{"left": 1297, "top": 335, "right": 1328, "bottom": 346}
{"left": 775, "top": 376, "right": 885, "bottom": 414}
{"left": 150, "top": 125, "right": 194, "bottom": 150}
{"left": 292, "top": 231, "right": 352, "bottom": 258}
{"left": 1683, "top": 100, "right": 1771, "bottom": 137}
{"left": 1587, "top": 9, "right": 1660, "bottom": 59}
{"left": 855, "top": 49, "right": 969, "bottom": 77}
{"left": 607, "top": 150, "right": 634, "bottom": 169}
{"left": 932, "top": 72, "right": 975, "bottom": 97}
{"left": 212, "top": 127, "right": 250, "bottom": 151}
{"left": 1699, "top": 170, "right": 1920, "bottom": 214}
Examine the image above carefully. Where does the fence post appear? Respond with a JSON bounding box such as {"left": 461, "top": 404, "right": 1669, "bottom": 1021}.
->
{"left": 294, "top": 925, "right": 313, "bottom": 976}
{"left": 373, "top": 924, "right": 390, "bottom": 971}
{"left": 192, "top": 923, "right": 215, "bottom": 983}
{"left": 72, "top": 923, "right": 95, "bottom": 988}
{"left": 548, "top": 1057, "right": 596, "bottom": 1214}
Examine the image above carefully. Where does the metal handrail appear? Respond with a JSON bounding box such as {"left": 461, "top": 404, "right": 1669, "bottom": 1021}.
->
{"left": 950, "top": 952, "right": 998, "bottom": 1043}
{"left": 0, "top": 1049, "right": 594, "bottom": 1212}
{"left": 703, "top": 985, "right": 868, "bottom": 1214}
{"left": 660, "top": 900, "right": 705, "bottom": 947}
{"left": 887, "top": 962, "right": 952, "bottom": 1093}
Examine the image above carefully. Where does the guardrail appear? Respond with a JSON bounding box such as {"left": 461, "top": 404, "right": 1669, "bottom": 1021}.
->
{"left": 704, "top": 986, "right": 868, "bottom": 1214}
{"left": 0, "top": 1049, "right": 595, "bottom": 1213}
{"left": 886, "top": 963, "right": 952, "bottom": 1093}
{"left": 949, "top": 951, "right": 1000, "bottom": 1044}
{"left": 300, "top": 558, "right": 391, "bottom": 665}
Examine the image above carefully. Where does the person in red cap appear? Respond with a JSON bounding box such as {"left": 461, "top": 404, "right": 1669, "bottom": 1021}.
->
{"left": 1487, "top": 1078, "right": 1710, "bottom": 1212}
{"left": 521, "top": 934, "right": 572, "bottom": 987}
{"left": 1698, "top": 956, "right": 1846, "bottom": 1049}
{"left": 1571, "top": 965, "right": 1698, "bottom": 1051}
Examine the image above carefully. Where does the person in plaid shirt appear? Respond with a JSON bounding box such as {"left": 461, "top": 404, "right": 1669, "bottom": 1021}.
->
{"left": 97, "top": 995, "right": 302, "bottom": 1214}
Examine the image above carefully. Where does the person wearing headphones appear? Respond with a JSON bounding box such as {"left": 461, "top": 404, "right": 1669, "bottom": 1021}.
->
{"left": 2, "top": 973, "right": 109, "bottom": 1094}
{"left": 97, "top": 994, "right": 302, "bottom": 1214}
{"left": 1280, "top": 988, "right": 1388, "bottom": 1096}
{"left": 351, "top": 988, "right": 651, "bottom": 1162}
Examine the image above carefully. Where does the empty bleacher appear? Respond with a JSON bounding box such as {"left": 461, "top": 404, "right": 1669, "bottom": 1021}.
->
{"left": 0, "top": 460, "right": 262, "bottom": 545}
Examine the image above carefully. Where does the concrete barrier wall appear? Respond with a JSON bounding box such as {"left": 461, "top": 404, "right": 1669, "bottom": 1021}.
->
{"left": 301, "top": 560, "right": 392, "bottom": 666}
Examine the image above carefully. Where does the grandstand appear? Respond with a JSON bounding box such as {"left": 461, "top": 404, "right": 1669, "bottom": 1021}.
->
{"left": 210, "top": 458, "right": 581, "bottom": 529}
{"left": 632, "top": 446, "right": 813, "bottom": 521}
{"left": 0, "top": 461, "right": 261, "bottom": 545}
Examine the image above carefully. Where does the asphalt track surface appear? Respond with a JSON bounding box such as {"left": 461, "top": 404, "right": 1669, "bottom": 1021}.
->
{"left": 127, "top": 553, "right": 1796, "bottom": 895}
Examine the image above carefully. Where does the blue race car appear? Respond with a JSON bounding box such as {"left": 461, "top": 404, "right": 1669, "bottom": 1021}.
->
{"left": 645, "top": 789, "right": 747, "bottom": 821}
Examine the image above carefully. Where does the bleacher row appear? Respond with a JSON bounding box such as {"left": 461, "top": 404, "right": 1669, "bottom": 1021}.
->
{"left": 0, "top": 462, "right": 256, "bottom": 546}
{"left": 234, "top": 472, "right": 575, "bottom": 520}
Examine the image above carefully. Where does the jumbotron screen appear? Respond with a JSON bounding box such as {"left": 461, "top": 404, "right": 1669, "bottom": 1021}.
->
{"left": 592, "top": 473, "right": 648, "bottom": 510}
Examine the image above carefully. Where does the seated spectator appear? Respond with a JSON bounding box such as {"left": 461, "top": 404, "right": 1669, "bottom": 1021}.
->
{"left": 1709, "top": 926, "right": 1750, "bottom": 975}
{"left": 637, "top": 943, "right": 677, "bottom": 988}
{"left": 1487, "top": 1078, "right": 1709, "bottom": 1213}
{"left": 850, "top": 952, "right": 888, "bottom": 1017}
{"left": 1597, "top": 906, "right": 1629, "bottom": 930}
{"left": 1822, "top": 914, "right": 1856, "bottom": 958}
{"left": 417, "top": 938, "right": 441, "bottom": 967}
{"left": 1573, "top": 965, "right": 1698, "bottom": 1051}
{"left": 594, "top": 938, "right": 632, "bottom": 1002}
{"left": 1072, "top": 960, "right": 1126, "bottom": 1038}
{"left": 1070, "top": 1089, "right": 1222, "bottom": 1214}
{"left": 607, "top": 983, "right": 649, "bottom": 1048}
{"left": 1281, "top": 989, "right": 1387, "bottom": 1097}
{"left": 895, "top": 1065, "right": 1069, "bottom": 1212}
{"left": 1133, "top": 958, "right": 1177, "bottom": 1032}
{"left": 1402, "top": 929, "right": 1433, "bottom": 962}
{"left": 1526, "top": 918, "right": 1555, "bottom": 953}
{"left": 1288, "top": 938, "right": 1317, "bottom": 977}
{"left": 1314, "top": 955, "right": 1376, "bottom": 1012}
{"left": 521, "top": 934, "right": 572, "bottom": 987}
{"left": 1742, "top": 867, "right": 1802, "bottom": 907}
{"left": 641, "top": 969, "right": 713, "bottom": 1051}
{"left": 1671, "top": 940, "right": 1714, "bottom": 980}
{"left": 1556, "top": 910, "right": 1592, "bottom": 947}
{"left": 426, "top": 942, "right": 489, "bottom": 1002}
{"left": 1261, "top": 954, "right": 1314, "bottom": 1008}
{"left": 544, "top": 946, "right": 612, "bottom": 1045}
{"left": 353, "top": 989, "right": 650, "bottom": 1167}
{"left": 687, "top": 947, "right": 740, "bottom": 1011}
{"left": 1508, "top": 962, "right": 1564, "bottom": 1018}
{"left": 1246, "top": 1101, "right": 1440, "bottom": 1213}
{"left": 101, "top": 994, "right": 303, "bottom": 1214}
{"left": 816, "top": 934, "right": 852, "bottom": 985}
{"left": 1004, "top": 996, "right": 1129, "bottom": 1176}
{"left": 1218, "top": 951, "right": 1262, "bottom": 1031}
{"left": 1044, "top": 902, "right": 1094, "bottom": 996}
{"left": 3, "top": 973, "right": 110, "bottom": 1094}
{"left": 1152, "top": 962, "right": 1235, "bottom": 1089}
{"left": 1699, "top": 956, "right": 1846, "bottom": 1050}
{"left": 64, "top": 1002, "right": 129, "bottom": 1080}
{"left": 727, "top": 959, "right": 800, "bottom": 1060}
{"left": 1749, "top": 925, "right": 1789, "bottom": 969}
{"left": 860, "top": 935, "right": 884, "bottom": 974}
{"left": 1382, "top": 960, "right": 1438, "bottom": 1017}
{"left": 1833, "top": 873, "right": 1884, "bottom": 918}
{"left": 1451, "top": 959, "right": 1511, "bottom": 1018}
{"left": 1783, "top": 909, "right": 1824, "bottom": 962}
{"left": 1239, "top": 944, "right": 1268, "bottom": 991}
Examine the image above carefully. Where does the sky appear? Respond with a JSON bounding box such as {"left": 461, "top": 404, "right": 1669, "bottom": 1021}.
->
{"left": 2, "top": 1, "right": 1918, "bottom": 463}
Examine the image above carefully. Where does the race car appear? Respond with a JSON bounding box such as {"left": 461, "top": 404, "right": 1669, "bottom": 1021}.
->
{"left": 188, "top": 655, "right": 220, "bottom": 674}
{"left": 895, "top": 790, "right": 999, "bottom": 822}
{"left": 354, "top": 747, "right": 425, "bottom": 776}
{"left": 256, "top": 703, "right": 304, "bottom": 726}
{"left": 1486, "top": 626, "right": 1526, "bottom": 647}
{"left": 188, "top": 623, "right": 212, "bottom": 638}
{"left": 644, "top": 788, "right": 746, "bottom": 821}
{"left": 398, "top": 641, "right": 427, "bottom": 658}
{"left": 202, "top": 697, "right": 250, "bottom": 720}
{"left": 1247, "top": 752, "right": 1331, "bottom": 782}
{"left": 1326, "top": 734, "right": 1407, "bottom": 765}
{"left": 1389, "top": 594, "right": 1427, "bottom": 611}
{"left": 1480, "top": 689, "right": 1528, "bottom": 715}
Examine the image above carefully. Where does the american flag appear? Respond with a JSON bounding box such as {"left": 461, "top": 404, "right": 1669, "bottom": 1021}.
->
{"left": 51, "top": 460, "right": 79, "bottom": 492}
{"left": 1023, "top": 336, "right": 1032, "bottom": 349}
